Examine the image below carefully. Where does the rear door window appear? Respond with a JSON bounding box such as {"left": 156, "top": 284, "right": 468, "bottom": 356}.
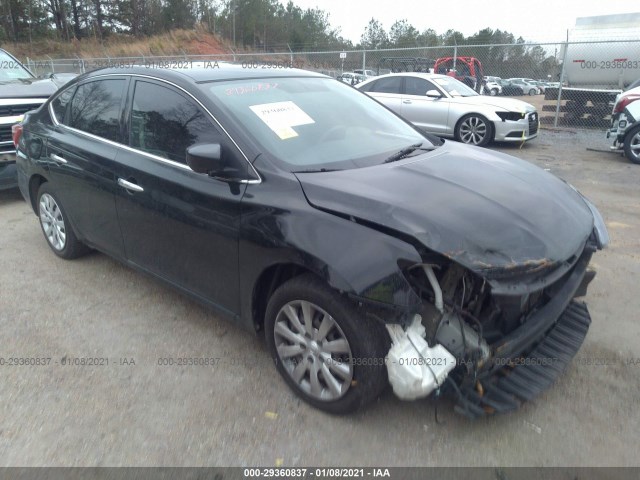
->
{"left": 68, "top": 79, "right": 127, "bottom": 142}
{"left": 368, "top": 76, "right": 403, "bottom": 94}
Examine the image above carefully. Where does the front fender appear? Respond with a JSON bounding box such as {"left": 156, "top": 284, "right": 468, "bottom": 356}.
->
{"left": 238, "top": 169, "right": 423, "bottom": 329}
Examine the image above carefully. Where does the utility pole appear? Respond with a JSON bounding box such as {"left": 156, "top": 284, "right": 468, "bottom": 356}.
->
{"left": 232, "top": 0, "right": 236, "bottom": 47}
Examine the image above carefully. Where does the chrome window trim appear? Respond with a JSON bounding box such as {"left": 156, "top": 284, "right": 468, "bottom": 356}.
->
{"left": 48, "top": 73, "right": 262, "bottom": 184}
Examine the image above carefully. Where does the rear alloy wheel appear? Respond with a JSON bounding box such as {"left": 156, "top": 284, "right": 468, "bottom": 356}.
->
{"left": 37, "top": 184, "right": 89, "bottom": 259}
{"left": 490, "top": 88, "right": 498, "bottom": 96}
{"left": 265, "top": 274, "right": 389, "bottom": 413}
{"left": 456, "top": 114, "right": 493, "bottom": 147}
{"left": 529, "top": 89, "right": 536, "bottom": 96}
{"left": 623, "top": 125, "right": 640, "bottom": 164}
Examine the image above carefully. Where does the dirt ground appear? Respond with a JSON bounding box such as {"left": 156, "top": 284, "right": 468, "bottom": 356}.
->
{"left": 0, "top": 128, "right": 639, "bottom": 467}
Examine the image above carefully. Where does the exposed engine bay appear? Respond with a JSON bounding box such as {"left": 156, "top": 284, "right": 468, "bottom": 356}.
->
{"left": 386, "top": 242, "right": 597, "bottom": 417}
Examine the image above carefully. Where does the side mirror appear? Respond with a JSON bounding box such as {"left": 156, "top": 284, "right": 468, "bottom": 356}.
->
{"left": 186, "top": 143, "right": 222, "bottom": 174}
{"left": 425, "top": 90, "right": 442, "bottom": 98}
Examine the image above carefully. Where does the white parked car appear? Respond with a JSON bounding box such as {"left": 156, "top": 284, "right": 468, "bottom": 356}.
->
{"left": 608, "top": 84, "right": 640, "bottom": 162}
{"left": 608, "top": 99, "right": 640, "bottom": 164}
{"left": 484, "top": 80, "right": 503, "bottom": 96}
{"left": 337, "top": 72, "right": 366, "bottom": 85}
{"left": 357, "top": 73, "right": 538, "bottom": 146}
{"left": 354, "top": 69, "right": 377, "bottom": 78}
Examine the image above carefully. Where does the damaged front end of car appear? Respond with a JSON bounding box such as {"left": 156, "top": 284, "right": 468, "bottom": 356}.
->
{"left": 295, "top": 141, "right": 609, "bottom": 417}
{"left": 387, "top": 215, "right": 608, "bottom": 418}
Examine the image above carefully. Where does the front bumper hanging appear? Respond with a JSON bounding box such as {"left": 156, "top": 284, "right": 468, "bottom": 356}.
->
{"left": 454, "top": 300, "right": 591, "bottom": 418}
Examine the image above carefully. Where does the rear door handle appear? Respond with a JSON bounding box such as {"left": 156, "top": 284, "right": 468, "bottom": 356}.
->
{"left": 402, "top": 99, "right": 412, "bottom": 104}
{"left": 50, "top": 153, "right": 68, "bottom": 164}
{"left": 117, "top": 177, "right": 144, "bottom": 193}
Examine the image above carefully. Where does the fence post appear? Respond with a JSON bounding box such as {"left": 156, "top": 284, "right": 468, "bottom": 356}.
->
{"left": 287, "top": 44, "right": 293, "bottom": 66}
{"left": 75, "top": 55, "right": 84, "bottom": 74}
{"left": 362, "top": 49, "right": 366, "bottom": 73}
{"left": 554, "top": 36, "right": 569, "bottom": 128}
{"left": 46, "top": 55, "right": 54, "bottom": 74}
{"left": 453, "top": 44, "right": 457, "bottom": 72}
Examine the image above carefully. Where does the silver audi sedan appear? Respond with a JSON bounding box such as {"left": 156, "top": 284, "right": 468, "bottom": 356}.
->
{"left": 357, "top": 73, "right": 539, "bottom": 146}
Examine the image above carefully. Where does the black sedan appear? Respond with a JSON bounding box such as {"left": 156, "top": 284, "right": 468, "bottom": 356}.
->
{"left": 498, "top": 79, "right": 525, "bottom": 96}
{"left": 15, "top": 65, "right": 608, "bottom": 416}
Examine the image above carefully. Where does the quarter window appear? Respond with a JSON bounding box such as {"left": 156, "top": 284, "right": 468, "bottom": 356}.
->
{"left": 50, "top": 87, "right": 75, "bottom": 124}
{"left": 68, "top": 80, "right": 126, "bottom": 142}
{"left": 129, "top": 81, "right": 220, "bottom": 164}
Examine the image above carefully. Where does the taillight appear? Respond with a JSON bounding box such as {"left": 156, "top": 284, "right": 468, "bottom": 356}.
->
{"left": 12, "top": 123, "right": 23, "bottom": 148}
{"left": 613, "top": 95, "right": 640, "bottom": 114}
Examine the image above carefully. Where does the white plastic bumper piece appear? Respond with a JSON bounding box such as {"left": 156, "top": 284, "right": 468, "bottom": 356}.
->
{"left": 386, "top": 316, "right": 457, "bottom": 401}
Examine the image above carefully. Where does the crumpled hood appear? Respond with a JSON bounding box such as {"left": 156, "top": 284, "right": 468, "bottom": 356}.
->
{"left": 0, "top": 78, "right": 58, "bottom": 98}
{"left": 295, "top": 142, "right": 594, "bottom": 275}
{"left": 452, "top": 95, "right": 535, "bottom": 112}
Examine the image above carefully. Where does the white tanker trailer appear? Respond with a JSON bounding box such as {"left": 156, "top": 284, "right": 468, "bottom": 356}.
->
{"left": 546, "top": 13, "right": 640, "bottom": 124}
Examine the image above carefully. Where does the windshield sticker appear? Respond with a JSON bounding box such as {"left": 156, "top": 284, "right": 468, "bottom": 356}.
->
{"left": 250, "top": 101, "right": 314, "bottom": 140}
{"left": 273, "top": 126, "right": 299, "bottom": 140}
{"left": 225, "top": 83, "right": 278, "bottom": 96}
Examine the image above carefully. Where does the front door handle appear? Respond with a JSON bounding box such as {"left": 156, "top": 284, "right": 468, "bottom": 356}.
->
{"left": 117, "top": 177, "right": 144, "bottom": 193}
{"left": 50, "top": 153, "right": 68, "bottom": 164}
{"left": 402, "top": 99, "right": 412, "bottom": 104}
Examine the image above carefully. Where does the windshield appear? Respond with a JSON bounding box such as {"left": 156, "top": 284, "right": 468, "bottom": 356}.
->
{"left": 206, "top": 77, "right": 428, "bottom": 171}
{"left": 432, "top": 76, "right": 478, "bottom": 97}
{"left": 0, "top": 51, "right": 34, "bottom": 82}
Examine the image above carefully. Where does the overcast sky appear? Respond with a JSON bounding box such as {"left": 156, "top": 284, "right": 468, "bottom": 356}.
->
{"left": 291, "top": 0, "right": 637, "bottom": 44}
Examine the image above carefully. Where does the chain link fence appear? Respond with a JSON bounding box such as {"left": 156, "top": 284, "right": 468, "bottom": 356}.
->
{"left": 25, "top": 39, "right": 640, "bottom": 130}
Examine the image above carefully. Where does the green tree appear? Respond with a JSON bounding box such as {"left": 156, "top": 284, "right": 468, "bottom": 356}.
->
{"left": 389, "top": 19, "right": 418, "bottom": 48}
{"left": 359, "top": 18, "right": 388, "bottom": 49}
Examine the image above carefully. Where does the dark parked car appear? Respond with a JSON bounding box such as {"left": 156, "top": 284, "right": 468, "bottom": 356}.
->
{"left": 0, "top": 48, "right": 71, "bottom": 190}
{"left": 498, "top": 80, "right": 525, "bottom": 96}
{"left": 15, "top": 65, "right": 608, "bottom": 416}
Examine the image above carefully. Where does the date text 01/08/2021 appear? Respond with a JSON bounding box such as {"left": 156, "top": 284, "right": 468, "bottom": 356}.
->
{"left": 243, "top": 468, "right": 391, "bottom": 478}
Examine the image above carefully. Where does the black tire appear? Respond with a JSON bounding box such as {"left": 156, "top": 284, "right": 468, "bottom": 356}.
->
{"left": 455, "top": 114, "right": 493, "bottom": 147}
{"left": 36, "top": 183, "right": 89, "bottom": 259}
{"left": 265, "top": 273, "right": 390, "bottom": 414}
{"left": 623, "top": 124, "right": 640, "bottom": 165}
{"left": 490, "top": 88, "right": 498, "bottom": 96}
{"left": 528, "top": 89, "right": 536, "bottom": 96}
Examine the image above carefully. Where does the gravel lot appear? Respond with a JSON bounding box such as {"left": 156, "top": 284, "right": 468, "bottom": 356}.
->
{"left": 1, "top": 128, "right": 639, "bottom": 467}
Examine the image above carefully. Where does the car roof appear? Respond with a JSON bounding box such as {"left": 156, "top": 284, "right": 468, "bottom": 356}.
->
{"left": 82, "top": 63, "right": 326, "bottom": 84}
{"left": 362, "top": 72, "right": 449, "bottom": 81}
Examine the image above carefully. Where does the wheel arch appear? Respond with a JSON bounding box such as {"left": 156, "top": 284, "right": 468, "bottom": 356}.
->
{"left": 251, "top": 262, "right": 319, "bottom": 332}
{"left": 28, "top": 174, "right": 48, "bottom": 214}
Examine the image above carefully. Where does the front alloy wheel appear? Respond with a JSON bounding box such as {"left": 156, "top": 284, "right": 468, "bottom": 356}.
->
{"left": 274, "top": 300, "right": 354, "bottom": 401}
{"left": 265, "top": 274, "right": 389, "bottom": 414}
{"left": 457, "top": 114, "right": 492, "bottom": 146}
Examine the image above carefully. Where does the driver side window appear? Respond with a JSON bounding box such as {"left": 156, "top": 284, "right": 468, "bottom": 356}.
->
{"left": 129, "top": 80, "right": 222, "bottom": 164}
